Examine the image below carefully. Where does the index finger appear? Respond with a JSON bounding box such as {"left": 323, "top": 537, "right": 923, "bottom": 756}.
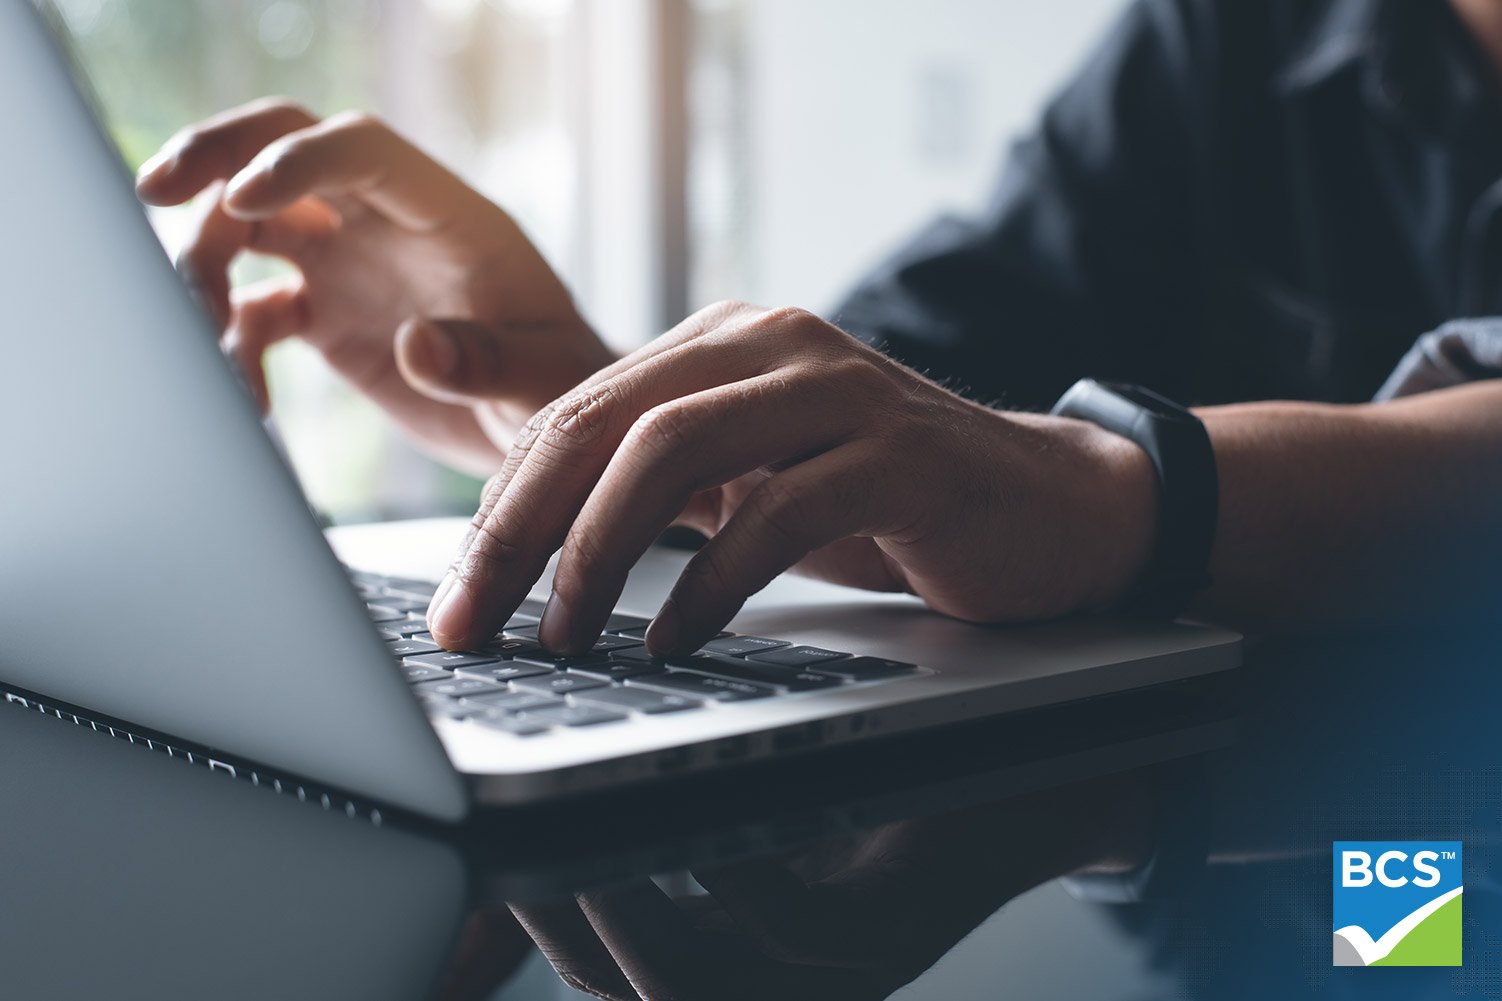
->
{"left": 221, "top": 111, "right": 486, "bottom": 232}
{"left": 135, "top": 98, "right": 319, "bottom": 205}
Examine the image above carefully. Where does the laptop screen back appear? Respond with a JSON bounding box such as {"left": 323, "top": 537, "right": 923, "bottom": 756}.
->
{"left": 0, "top": 2, "right": 467, "bottom": 822}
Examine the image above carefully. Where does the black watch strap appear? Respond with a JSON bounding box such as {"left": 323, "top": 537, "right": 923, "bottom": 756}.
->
{"left": 1050, "top": 379, "right": 1218, "bottom": 618}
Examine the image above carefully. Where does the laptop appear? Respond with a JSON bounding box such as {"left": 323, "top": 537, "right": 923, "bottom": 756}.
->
{"left": 0, "top": 1, "right": 1242, "bottom": 823}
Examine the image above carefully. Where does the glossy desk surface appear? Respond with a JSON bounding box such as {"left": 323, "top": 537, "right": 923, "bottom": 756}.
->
{"left": 1, "top": 521, "right": 1494, "bottom": 1001}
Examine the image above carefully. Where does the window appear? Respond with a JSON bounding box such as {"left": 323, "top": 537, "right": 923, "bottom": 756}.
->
{"left": 53, "top": 0, "right": 584, "bottom": 523}
{"left": 52, "top": 0, "right": 1125, "bottom": 527}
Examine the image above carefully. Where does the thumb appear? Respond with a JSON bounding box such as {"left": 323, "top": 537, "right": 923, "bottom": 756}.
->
{"left": 394, "top": 316, "right": 513, "bottom": 404}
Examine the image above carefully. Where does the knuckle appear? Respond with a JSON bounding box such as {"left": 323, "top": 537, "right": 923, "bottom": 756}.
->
{"left": 764, "top": 304, "right": 817, "bottom": 327}
{"left": 476, "top": 471, "right": 508, "bottom": 507}
{"left": 624, "top": 402, "right": 700, "bottom": 459}
{"left": 457, "top": 517, "right": 525, "bottom": 583}
{"left": 254, "top": 96, "right": 315, "bottom": 122}
{"left": 540, "top": 384, "right": 618, "bottom": 450}
{"left": 747, "top": 478, "right": 816, "bottom": 545}
{"left": 324, "top": 108, "right": 385, "bottom": 135}
{"left": 705, "top": 298, "right": 757, "bottom": 318}
{"left": 743, "top": 305, "right": 792, "bottom": 340}
{"left": 756, "top": 304, "right": 821, "bottom": 340}
{"left": 501, "top": 404, "right": 554, "bottom": 464}
{"left": 686, "top": 298, "right": 762, "bottom": 335}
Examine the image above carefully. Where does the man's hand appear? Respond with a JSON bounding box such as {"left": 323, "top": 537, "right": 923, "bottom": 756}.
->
{"left": 426, "top": 300, "right": 1158, "bottom": 654}
{"left": 136, "top": 99, "right": 616, "bottom": 475}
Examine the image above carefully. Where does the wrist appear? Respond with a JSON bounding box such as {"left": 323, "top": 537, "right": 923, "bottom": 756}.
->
{"left": 1067, "top": 417, "right": 1160, "bottom": 611}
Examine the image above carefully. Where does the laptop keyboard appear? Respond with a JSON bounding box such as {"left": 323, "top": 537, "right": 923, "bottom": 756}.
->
{"left": 348, "top": 569, "right": 922, "bottom": 738}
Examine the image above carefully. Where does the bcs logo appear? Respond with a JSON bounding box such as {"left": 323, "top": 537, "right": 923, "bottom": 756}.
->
{"left": 1333, "top": 841, "right": 1462, "bottom": 967}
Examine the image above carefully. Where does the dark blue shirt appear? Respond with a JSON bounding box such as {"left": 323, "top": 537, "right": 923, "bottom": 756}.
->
{"left": 835, "top": 0, "right": 1502, "bottom": 408}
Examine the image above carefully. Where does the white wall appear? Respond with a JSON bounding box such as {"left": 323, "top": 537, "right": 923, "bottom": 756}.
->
{"left": 736, "top": 0, "right": 1128, "bottom": 312}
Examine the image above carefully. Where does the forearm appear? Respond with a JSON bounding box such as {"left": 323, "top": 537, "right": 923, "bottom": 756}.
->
{"left": 1189, "top": 381, "right": 1502, "bottom": 631}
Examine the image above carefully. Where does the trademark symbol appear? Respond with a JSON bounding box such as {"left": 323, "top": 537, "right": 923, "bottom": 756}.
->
{"left": 1442, "top": 851, "right": 1458, "bottom": 860}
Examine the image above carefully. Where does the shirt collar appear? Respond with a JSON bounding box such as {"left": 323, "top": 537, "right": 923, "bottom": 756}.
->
{"left": 1273, "top": 0, "right": 1493, "bottom": 141}
{"left": 1273, "top": 0, "right": 1383, "bottom": 95}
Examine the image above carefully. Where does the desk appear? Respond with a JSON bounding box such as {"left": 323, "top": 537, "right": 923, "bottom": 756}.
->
{"left": 0, "top": 522, "right": 1493, "bottom": 1000}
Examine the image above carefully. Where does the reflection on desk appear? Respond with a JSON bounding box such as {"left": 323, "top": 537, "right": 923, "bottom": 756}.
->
{"left": 3, "top": 627, "right": 1496, "bottom": 1000}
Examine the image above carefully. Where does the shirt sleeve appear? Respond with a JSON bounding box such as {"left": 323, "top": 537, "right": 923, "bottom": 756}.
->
{"left": 831, "top": 0, "right": 1214, "bottom": 410}
{"left": 1373, "top": 318, "right": 1502, "bottom": 400}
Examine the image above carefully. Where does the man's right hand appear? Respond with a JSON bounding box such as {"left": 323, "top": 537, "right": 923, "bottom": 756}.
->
{"left": 136, "top": 98, "right": 616, "bottom": 475}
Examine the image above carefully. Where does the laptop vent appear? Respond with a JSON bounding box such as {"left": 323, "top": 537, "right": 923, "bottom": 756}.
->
{"left": 2, "top": 689, "right": 385, "bottom": 827}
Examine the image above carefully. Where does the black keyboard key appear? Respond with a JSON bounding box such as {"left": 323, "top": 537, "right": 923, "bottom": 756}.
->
{"left": 626, "top": 671, "right": 776, "bottom": 701}
{"left": 672, "top": 655, "right": 841, "bottom": 692}
{"left": 454, "top": 662, "right": 555, "bottom": 683}
{"left": 365, "top": 604, "right": 406, "bottom": 622}
{"left": 381, "top": 576, "right": 440, "bottom": 597}
{"left": 609, "top": 645, "right": 663, "bottom": 664}
{"left": 473, "top": 714, "right": 552, "bottom": 736}
{"left": 460, "top": 690, "right": 564, "bottom": 712}
{"left": 512, "top": 651, "right": 609, "bottom": 670}
{"left": 702, "top": 635, "right": 789, "bottom": 658}
{"left": 517, "top": 704, "right": 627, "bottom": 728}
{"left": 568, "top": 661, "right": 660, "bottom": 682}
{"left": 603, "top": 613, "right": 652, "bottom": 633}
{"left": 381, "top": 619, "right": 434, "bottom": 638}
{"left": 420, "top": 698, "right": 484, "bottom": 720}
{"left": 483, "top": 637, "right": 543, "bottom": 658}
{"left": 609, "top": 631, "right": 726, "bottom": 646}
{"left": 387, "top": 638, "right": 440, "bottom": 658}
{"left": 746, "top": 645, "right": 850, "bottom": 668}
{"left": 809, "top": 656, "right": 919, "bottom": 681}
{"left": 400, "top": 664, "right": 454, "bottom": 684}
{"left": 502, "top": 624, "right": 541, "bottom": 641}
{"left": 570, "top": 687, "right": 701, "bottom": 714}
{"left": 510, "top": 674, "right": 609, "bottom": 696}
{"left": 403, "top": 650, "right": 502, "bottom": 671}
{"left": 591, "top": 635, "right": 642, "bottom": 654}
{"left": 412, "top": 676, "right": 508, "bottom": 698}
{"left": 379, "top": 597, "right": 431, "bottom": 614}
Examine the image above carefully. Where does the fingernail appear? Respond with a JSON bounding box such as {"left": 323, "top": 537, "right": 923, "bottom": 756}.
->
{"left": 538, "top": 591, "right": 572, "bottom": 652}
{"left": 427, "top": 573, "right": 472, "bottom": 646}
{"left": 224, "top": 168, "right": 256, "bottom": 202}
{"left": 645, "top": 600, "right": 681, "bottom": 655}
{"left": 412, "top": 321, "right": 459, "bottom": 379}
{"left": 136, "top": 147, "right": 177, "bottom": 184}
{"left": 427, "top": 573, "right": 456, "bottom": 621}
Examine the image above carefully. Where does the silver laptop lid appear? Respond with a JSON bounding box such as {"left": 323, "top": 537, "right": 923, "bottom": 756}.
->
{"left": 0, "top": 2, "right": 467, "bottom": 822}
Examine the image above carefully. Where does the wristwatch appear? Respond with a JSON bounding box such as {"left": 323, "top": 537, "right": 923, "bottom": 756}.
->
{"left": 1050, "top": 379, "right": 1218, "bottom": 618}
